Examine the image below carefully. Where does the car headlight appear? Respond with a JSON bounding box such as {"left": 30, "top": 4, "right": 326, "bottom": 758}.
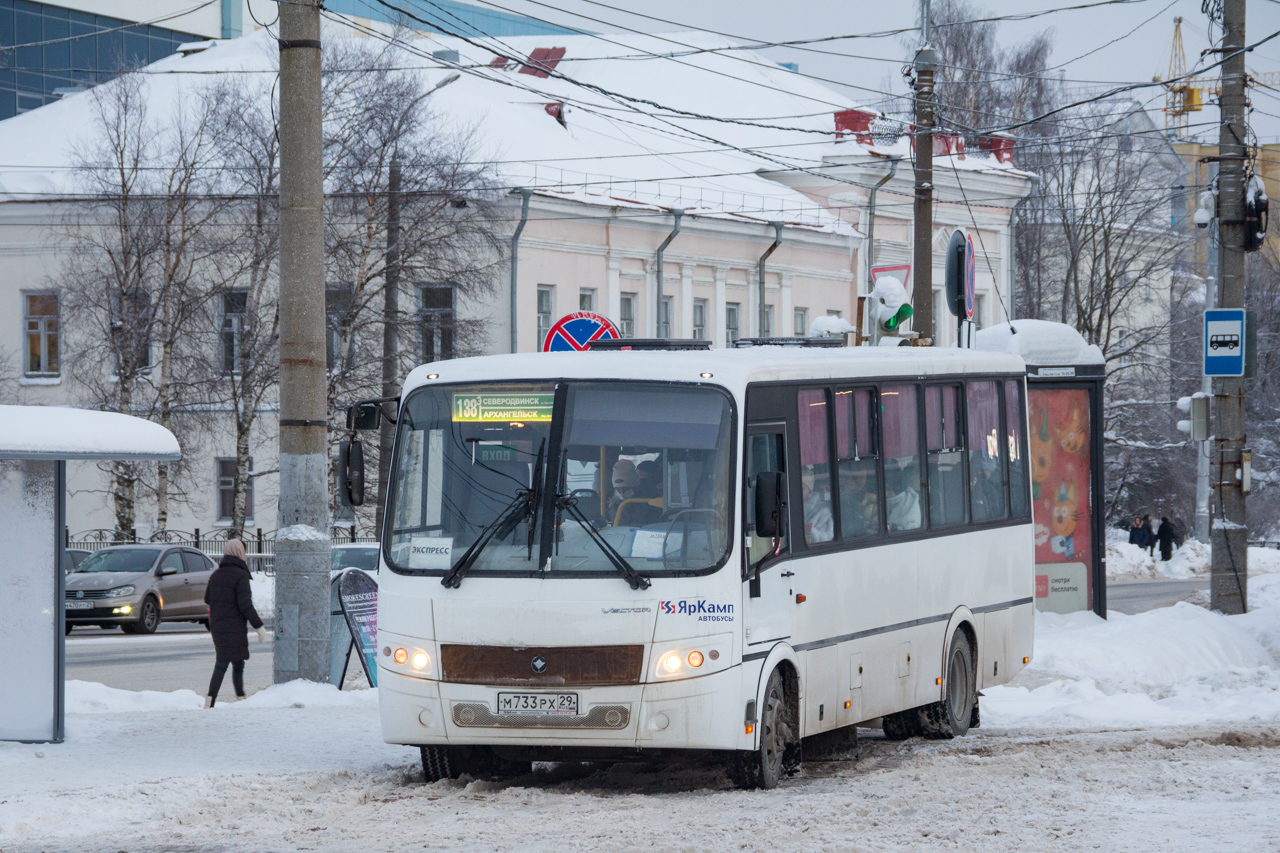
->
{"left": 106, "top": 585, "right": 135, "bottom": 597}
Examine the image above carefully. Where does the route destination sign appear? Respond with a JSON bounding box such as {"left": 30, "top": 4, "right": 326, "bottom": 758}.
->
{"left": 453, "top": 393, "right": 554, "bottom": 422}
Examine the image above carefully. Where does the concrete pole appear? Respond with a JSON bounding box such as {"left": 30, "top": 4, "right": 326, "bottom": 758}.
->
{"left": 912, "top": 37, "right": 937, "bottom": 343}
{"left": 510, "top": 189, "right": 532, "bottom": 353}
{"left": 376, "top": 157, "right": 401, "bottom": 535}
{"left": 1210, "top": 0, "right": 1248, "bottom": 614}
{"left": 275, "top": 0, "right": 331, "bottom": 682}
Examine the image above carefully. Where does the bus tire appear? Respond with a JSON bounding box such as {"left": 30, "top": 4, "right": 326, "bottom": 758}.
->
{"left": 919, "top": 630, "right": 975, "bottom": 740}
{"left": 881, "top": 708, "right": 921, "bottom": 741}
{"left": 729, "top": 667, "right": 795, "bottom": 790}
{"left": 420, "top": 746, "right": 460, "bottom": 782}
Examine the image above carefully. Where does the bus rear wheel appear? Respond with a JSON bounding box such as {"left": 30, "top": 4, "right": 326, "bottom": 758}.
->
{"left": 729, "top": 667, "right": 796, "bottom": 790}
{"left": 919, "top": 630, "right": 975, "bottom": 739}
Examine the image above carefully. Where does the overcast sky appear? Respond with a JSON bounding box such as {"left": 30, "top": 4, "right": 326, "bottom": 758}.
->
{"left": 490, "top": 0, "right": 1280, "bottom": 141}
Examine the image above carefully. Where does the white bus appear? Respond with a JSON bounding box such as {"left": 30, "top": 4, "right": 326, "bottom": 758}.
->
{"left": 366, "top": 343, "right": 1035, "bottom": 788}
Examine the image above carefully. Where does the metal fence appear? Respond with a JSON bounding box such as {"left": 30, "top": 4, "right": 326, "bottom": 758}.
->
{"left": 66, "top": 528, "right": 379, "bottom": 575}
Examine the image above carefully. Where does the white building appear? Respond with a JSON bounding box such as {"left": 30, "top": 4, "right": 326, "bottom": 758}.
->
{"left": 0, "top": 22, "right": 1032, "bottom": 539}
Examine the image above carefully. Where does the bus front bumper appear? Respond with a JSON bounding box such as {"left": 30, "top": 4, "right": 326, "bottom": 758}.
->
{"left": 379, "top": 664, "right": 748, "bottom": 752}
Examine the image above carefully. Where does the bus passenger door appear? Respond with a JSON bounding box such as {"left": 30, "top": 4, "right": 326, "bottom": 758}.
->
{"left": 744, "top": 424, "right": 794, "bottom": 651}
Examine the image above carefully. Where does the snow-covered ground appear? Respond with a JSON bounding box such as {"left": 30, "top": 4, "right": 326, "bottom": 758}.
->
{"left": 6, "top": 580, "right": 1280, "bottom": 850}
{"left": 1106, "top": 526, "right": 1280, "bottom": 580}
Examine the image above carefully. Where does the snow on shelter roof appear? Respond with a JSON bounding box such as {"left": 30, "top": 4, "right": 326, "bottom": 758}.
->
{"left": 0, "top": 25, "right": 1021, "bottom": 228}
{"left": 0, "top": 406, "right": 180, "bottom": 461}
{"left": 973, "top": 320, "right": 1105, "bottom": 367}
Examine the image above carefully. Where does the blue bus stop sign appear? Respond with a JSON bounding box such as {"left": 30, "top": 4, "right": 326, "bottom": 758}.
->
{"left": 1204, "top": 308, "right": 1246, "bottom": 377}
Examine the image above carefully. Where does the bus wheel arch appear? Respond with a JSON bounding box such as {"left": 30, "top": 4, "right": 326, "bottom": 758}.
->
{"left": 937, "top": 607, "right": 977, "bottom": 700}
{"left": 732, "top": 652, "right": 801, "bottom": 789}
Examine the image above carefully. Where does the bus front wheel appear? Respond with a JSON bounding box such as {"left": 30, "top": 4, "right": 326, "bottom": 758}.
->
{"left": 421, "top": 746, "right": 462, "bottom": 782}
{"left": 919, "top": 630, "right": 975, "bottom": 739}
{"left": 730, "top": 667, "right": 796, "bottom": 790}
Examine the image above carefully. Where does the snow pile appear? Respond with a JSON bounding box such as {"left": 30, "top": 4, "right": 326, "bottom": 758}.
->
{"left": 984, "top": 601, "right": 1280, "bottom": 729}
{"left": 0, "top": 405, "right": 180, "bottom": 459}
{"left": 232, "top": 681, "right": 376, "bottom": 710}
{"left": 973, "top": 319, "right": 1105, "bottom": 365}
{"left": 808, "top": 315, "right": 855, "bottom": 337}
{"left": 66, "top": 680, "right": 203, "bottom": 713}
{"left": 1251, "top": 546, "right": 1280, "bottom": 576}
{"left": 1105, "top": 527, "right": 1210, "bottom": 579}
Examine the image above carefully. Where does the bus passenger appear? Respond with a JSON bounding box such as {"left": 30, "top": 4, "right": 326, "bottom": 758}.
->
{"left": 636, "top": 459, "right": 663, "bottom": 498}
{"left": 801, "top": 467, "right": 834, "bottom": 544}
{"left": 607, "top": 459, "right": 639, "bottom": 519}
{"left": 885, "top": 466, "right": 921, "bottom": 531}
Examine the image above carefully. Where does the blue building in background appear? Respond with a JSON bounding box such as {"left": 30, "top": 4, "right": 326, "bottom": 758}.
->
{"left": 0, "top": 0, "right": 576, "bottom": 121}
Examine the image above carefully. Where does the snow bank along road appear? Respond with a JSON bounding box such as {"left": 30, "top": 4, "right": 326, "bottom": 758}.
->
{"left": 4, "top": 574, "right": 1280, "bottom": 851}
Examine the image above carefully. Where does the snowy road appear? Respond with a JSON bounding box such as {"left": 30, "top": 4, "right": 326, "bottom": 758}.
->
{"left": 1107, "top": 578, "right": 1209, "bottom": 614}
{"left": 3, "top": 693, "right": 1279, "bottom": 853}
{"left": 66, "top": 632, "right": 275, "bottom": 694}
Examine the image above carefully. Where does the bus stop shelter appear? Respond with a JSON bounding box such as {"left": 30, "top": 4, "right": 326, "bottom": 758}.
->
{"left": 0, "top": 406, "right": 179, "bottom": 743}
{"left": 974, "top": 321, "right": 1108, "bottom": 617}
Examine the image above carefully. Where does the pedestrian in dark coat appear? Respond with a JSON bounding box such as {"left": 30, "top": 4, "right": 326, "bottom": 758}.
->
{"left": 203, "top": 539, "right": 266, "bottom": 707}
{"left": 1128, "top": 516, "right": 1146, "bottom": 546}
{"left": 1142, "top": 515, "right": 1156, "bottom": 557}
{"left": 1156, "top": 516, "right": 1176, "bottom": 562}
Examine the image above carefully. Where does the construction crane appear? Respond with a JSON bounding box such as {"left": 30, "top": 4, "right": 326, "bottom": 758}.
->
{"left": 1158, "top": 16, "right": 1280, "bottom": 136}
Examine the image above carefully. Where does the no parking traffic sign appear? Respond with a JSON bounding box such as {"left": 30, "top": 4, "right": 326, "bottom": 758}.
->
{"left": 1204, "top": 308, "right": 1246, "bottom": 377}
{"left": 542, "top": 311, "right": 621, "bottom": 352}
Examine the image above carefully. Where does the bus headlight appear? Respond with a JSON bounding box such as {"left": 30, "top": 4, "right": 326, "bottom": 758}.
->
{"left": 411, "top": 651, "right": 429, "bottom": 669}
{"left": 663, "top": 653, "right": 682, "bottom": 673}
{"left": 393, "top": 648, "right": 408, "bottom": 664}
{"left": 651, "top": 634, "right": 732, "bottom": 680}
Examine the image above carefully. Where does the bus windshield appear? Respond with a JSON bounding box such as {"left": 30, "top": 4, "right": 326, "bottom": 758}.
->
{"left": 386, "top": 381, "right": 734, "bottom": 577}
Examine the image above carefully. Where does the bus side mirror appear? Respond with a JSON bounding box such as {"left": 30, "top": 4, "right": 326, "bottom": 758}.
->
{"left": 754, "top": 472, "right": 784, "bottom": 539}
{"left": 347, "top": 402, "right": 381, "bottom": 431}
{"left": 340, "top": 437, "right": 365, "bottom": 506}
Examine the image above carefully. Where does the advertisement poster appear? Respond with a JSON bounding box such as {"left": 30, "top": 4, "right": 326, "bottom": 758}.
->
{"left": 328, "top": 575, "right": 353, "bottom": 688}
{"left": 338, "top": 569, "right": 379, "bottom": 687}
{"left": 1029, "top": 388, "right": 1094, "bottom": 613}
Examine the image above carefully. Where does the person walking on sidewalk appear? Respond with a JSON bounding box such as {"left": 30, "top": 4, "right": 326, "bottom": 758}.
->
{"left": 1156, "top": 517, "right": 1177, "bottom": 563}
{"left": 203, "top": 539, "right": 267, "bottom": 708}
{"left": 1128, "top": 516, "right": 1146, "bottom": 547}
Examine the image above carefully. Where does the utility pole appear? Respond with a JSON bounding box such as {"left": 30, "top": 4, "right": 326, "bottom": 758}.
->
{"left": 1211, "top": 0, "right": 1248, "bottom": 614}
{"left": 275, "top": 0, "right": 331, "bottom": 682}
{"left": 912, "top": 0, "right": 937, "bottom": 343}
{"left": 377, "top": 157, "right": 401, "bottom": 534}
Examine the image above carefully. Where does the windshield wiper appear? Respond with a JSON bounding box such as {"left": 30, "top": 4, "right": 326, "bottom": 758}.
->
{"left": 441, "top": 439, "right": 545, "bottom": 589}
{"left": 555, "top": 494, "right": 651, "bottom": 590}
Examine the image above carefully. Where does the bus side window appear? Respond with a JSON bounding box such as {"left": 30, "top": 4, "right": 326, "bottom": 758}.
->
{"left": 797, "top": 388, "right": 834, "bottom": 546}
{"left": 745, "top": 431, "right": 789, "bottom": 563}
{"left": 967, "top": 380, "right": 1006, "bottom": 522}
{"left": 880, "top": 385, "right": 922, "bottom": 532}
{"left": 926, "top": 384, "right": 967, "bottom": 527}
{"left": 835, "top": 388, "right": 881, "bottom": 540}
{"left": 1004, "top": 380, "right": 1030, "bottom": 517}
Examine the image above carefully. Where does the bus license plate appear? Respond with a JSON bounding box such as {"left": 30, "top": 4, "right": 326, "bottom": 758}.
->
{"left": 65, "top": 601, "right": 93, "bottom": 610}
{"left": 496, "top": 692, "right": 578, "bottom": 716}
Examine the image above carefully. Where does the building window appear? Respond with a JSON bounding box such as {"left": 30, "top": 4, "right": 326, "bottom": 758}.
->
{"left": 421, "top": 283, "right": 455, "bottom": 363}
{"left": 933, "top": 290, "right": 946, "bottom": 344}
{"left": 726, "top": 302, "right": 740, "bottom": 343}
{"left": 23, "top": 292, "right": 59, "bottom": 377}
{"left": 974, "top": 294, "right": 986, "bottom": 330}
{"left": 537, "top": 285, "right": 555, "bottom": 345}
{"left": 826, "top": 309, "right": 842, "bottom": 318}
{"left": 793, "top": 307, "right": 808, "bottom": 337}
{"left": 325, "top": 287, "right": 353, "bottom": 371}
{"left": 619, "top": 292, "right": 636, "bottom": 337}
{"left": 660, "top": 295, "right": 673, "bottom": 338}
{"left": 692, "top": 298, "right": 707, "bottom": 340}
{"left": 763, "top": 304, "right": 774, "bottom": 337}
{"left": 0, "top": 2, "right": 200, "bottom": 122}
{"left": 221, "top": 291, "right": 248, "bottom": 375}
{"left": 579, "top": 288, "right": 595, "bottom": 311}
{"left": 217, "top": 458, "right": 254, "bottom": 522}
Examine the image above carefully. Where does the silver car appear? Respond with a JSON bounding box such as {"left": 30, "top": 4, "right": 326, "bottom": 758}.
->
{"left": 65, "top": 545, "right": 216, "bottom": 635}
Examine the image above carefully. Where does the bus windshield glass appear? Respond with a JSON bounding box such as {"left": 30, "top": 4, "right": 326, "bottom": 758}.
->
{"left": 385, "top": 381, "right": 734, "bottom": 577}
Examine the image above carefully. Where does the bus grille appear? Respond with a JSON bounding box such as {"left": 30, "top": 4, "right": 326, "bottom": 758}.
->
{"left": 439, "top": 644, "right": 643, "bottom": 686}
{"left": 451, "top": 703, "right": 630, "bottom": 730}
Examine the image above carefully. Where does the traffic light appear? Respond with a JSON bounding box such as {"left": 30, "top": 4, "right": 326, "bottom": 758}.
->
{"left": 1176, "top": 394, "right": 1209, "bottom": 441}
